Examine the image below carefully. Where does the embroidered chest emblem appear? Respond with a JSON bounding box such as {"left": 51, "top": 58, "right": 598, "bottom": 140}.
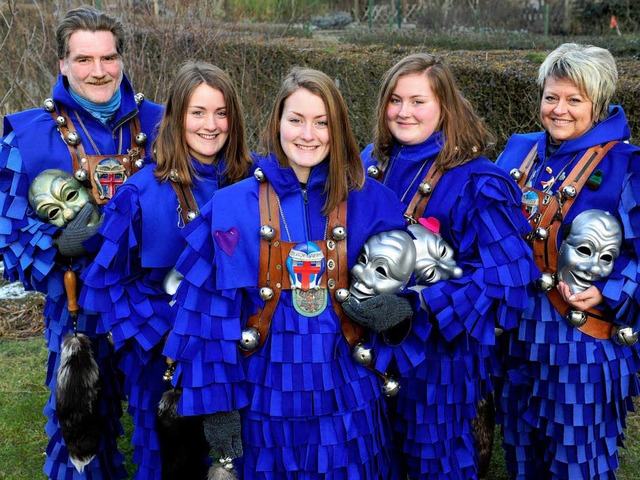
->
{"left": 94, "top": 158, "right": 127, "bottom": 200}
{"left": 287, "top": 241, "right": 327, "bottom": 316}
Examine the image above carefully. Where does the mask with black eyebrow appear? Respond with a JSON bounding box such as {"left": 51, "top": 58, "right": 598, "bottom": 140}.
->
{"left": 557, "top": 209, "right": 622, "bottom": 294}
{"left": 28, "top": 169, "right": 98, "bottom": 228}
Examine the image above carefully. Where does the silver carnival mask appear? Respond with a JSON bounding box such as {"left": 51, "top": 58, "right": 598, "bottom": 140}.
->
{"left": 28, "top": 168, "right": 98, "bottom": 227}
{"left": 408, "top": 217, "right": 462, "bottom": 284}
{"left": 557, "top": 209, "right": 622, "bottom": 294}
{"left": 349, "top": 230, "right": 416, "bottom": 302}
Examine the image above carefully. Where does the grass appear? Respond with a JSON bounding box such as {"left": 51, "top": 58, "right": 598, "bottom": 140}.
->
{"left": 1, "top": 336, "right": 639, "bottom": 479}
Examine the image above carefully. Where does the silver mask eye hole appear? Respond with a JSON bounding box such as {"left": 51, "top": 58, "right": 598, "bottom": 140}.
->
{"left": 600, "top": 254, "right": 613, "bottom": 264}
{"left": 65, "top": 190, "right": 79, "bottom": 202}
{"left": 577, "top": 245, "right": 592, "bottom": 257}
{"left": 375, "top": 266, "right": 388, "bottom": 278}
{"left": 48, "top": 208, "right": 60, "bottom": 221}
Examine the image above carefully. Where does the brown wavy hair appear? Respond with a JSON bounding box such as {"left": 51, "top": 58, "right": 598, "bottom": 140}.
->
{"left": 153, "top": 61, "right": 252, "bottom": 187}
{"left": 260, "top": 67, "right": 364, "bottom": 215}
{"left": 372, "top": 53, "right": 495, "bottom": 171}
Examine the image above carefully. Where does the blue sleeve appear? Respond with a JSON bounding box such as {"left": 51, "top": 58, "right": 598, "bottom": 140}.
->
{"left": 80, "top": 185, "right": 174, "bottom": 351}
{"left": 162, "top": 200, "right": 249, "bottom": 415}
{"left": 0, "top": 132, "right": 62, "bottom": 296}
{"left": 420, "top": 173, "right": 539, "bottom": 345}
{"left": 599, "top": 154, "right": 640, "bottom": 330}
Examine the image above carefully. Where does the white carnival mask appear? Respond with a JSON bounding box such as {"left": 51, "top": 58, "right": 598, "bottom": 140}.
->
{"left": 408, "top": 217, "right": 462, "bottom": 284}
{"left": 557, "top": 209, "right": 622, "bottom": 294}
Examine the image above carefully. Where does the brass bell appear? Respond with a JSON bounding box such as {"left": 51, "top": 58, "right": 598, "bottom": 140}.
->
{"left": 134, "top": 92, "right": 145, "bottom": 105}
{"left": 562, "top": 185, "right": 577, "bottom": 199}
{"left": 162, "top": 361, "right": 176, "bottom": 382}
{"left": 74, "top": 169, "right": 88, "bottom": 182}
{"left": 382, "top": 376, "right": 400, "bottom": 397}
{"left": 367, "top": 165, "right": 381, "bottom": 179}
{"left": 418, "top": 182, "right": 432, "bottom": 195}
{"left": 187, "top": 211, "right": 198, "bottom": 221}
{"left": 260, "top": 225, "right": 276, "bottom": 241}
{"left": 66, "top": 131, "right": 80, "bottom": 146}
{"left": 55, "top": 116, "right": 67, "bottom": 127}
{"left": 254, "top": 168, "right": 265, "bottom": 182}
{"left": 613, "top": 326, "right": 639, "bottom": 346}
{"left": 535, "top": 272, "right": 555, "bottom": 291}
{"left": 259, "top": 287, "right": 274, "bottom": 301}
{"left": 566, "top": 310, "right": 587, "bottom": 327}
{"left": 535, "top": 227, "right": 548, "bottom": 240}
{"left": 332, "top": 226, "right": 346, "bottom": 241}
{"left": 352, "top": 343, "right": 373, "bottom": 366}
{"left": 135, "top": 158, "right": 145, "bottom": 169}
{"left": 238, "top": 326, "right": 260, "bottom": 352}
{"left": 135, "top": 132, "right": 148, "bottom": 146}
{"left": 494, "top": 326, "right": 504, "bottom": 337}
{"left": 43, "top": 98, "right": 55, "bottom": 112}
{"left": 509, "top": 168, "right": 522, "bottom": 181}
{"left": 335, "top": 288, "right": 350, "bottom": 303}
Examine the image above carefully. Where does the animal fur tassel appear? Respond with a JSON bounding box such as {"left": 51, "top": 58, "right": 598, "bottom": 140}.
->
{"left": 473, "top": 393, "right": 496, "bottom": 479}
{"left": 56, "top": 332, "right": 102, "bottom": 473}
{"left": 207, "top": 460, "right": 239, "bottom": 480}
{"left": 156, "top": 364, "right": 209, "bottom": 480}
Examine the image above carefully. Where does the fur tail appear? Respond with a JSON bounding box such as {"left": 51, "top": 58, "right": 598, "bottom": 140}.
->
{"left": 56, "top": 333, "right": 102, "bottom": 473}
{"left": 207, "top": 462, "right": 239, "bottom": 480}
{"left": 157, "top": 389, "right": 210, "bottom": 480}
{"left": 473, "top": 393, "right": 496, "bottom": 479}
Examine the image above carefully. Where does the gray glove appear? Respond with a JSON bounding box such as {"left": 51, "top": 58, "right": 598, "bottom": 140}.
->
{"left": 342, "top": 294, "right": 413, "bottom": 333}
{"left": 55, "top": 203, "right": 101, "bottom": 257}
{"left": 203, "top": 411, "right": 243, "bottom": 459}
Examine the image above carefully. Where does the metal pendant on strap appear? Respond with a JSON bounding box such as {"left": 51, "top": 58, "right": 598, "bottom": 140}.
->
{"left": 168, "top": 169, "right": 200, "bottom": 228}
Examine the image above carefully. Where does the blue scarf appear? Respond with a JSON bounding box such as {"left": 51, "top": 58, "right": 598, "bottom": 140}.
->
{"left": 69, "top": 87, "right": 122, "bottom": 124}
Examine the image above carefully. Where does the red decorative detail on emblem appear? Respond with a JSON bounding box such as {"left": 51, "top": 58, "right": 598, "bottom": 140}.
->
{"left": 99, "top": 172, "right": 125, "bottom": 198}
{"left": 418, "top": 216, "right": 441, "bottom": 234}
{"left": 293, "top": 262, "right": 321, "bottom": 290}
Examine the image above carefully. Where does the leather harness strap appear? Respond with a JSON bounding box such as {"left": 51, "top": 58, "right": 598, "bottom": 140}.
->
{"left": 404, "top": 162, "right": 444, "bottom": 223}
{"left": 50, "top": 106, "right": 145, "bottom": 205}
{"left": 242, "top": 180, "right": 360, "bottom": 356}
{"left": 522, "top": 141, "right": 617, "bottom": 339}
{"left": 169, "top": 179, "right": 200, "bottom": 226}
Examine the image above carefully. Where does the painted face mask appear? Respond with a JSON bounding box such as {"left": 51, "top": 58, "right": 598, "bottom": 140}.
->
{"left": 28, "top": 168, "right": 98, "bottom": 228}
{"left": 408, "top": 217, "right": 462, "bottom": 284}
{"left": 557, "top": 209, "right": 622, "bottom": 294}
{"left": 349, "top": 230, "right": 416, "bottom": 302}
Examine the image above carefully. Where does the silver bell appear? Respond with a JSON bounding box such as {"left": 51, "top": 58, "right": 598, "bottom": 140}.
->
{"left": 169, "top": 169, "right": 179, "bottom": 183}
{"left": 135, "top": 132, "right": 148, "bottom": 146}
{"left": 332, "top": 226, "right": 346, "bottom": 241}
{"left": 418, "top": 182, "right": 432, "bottom": 195}
{"left": 535, "top": 272, "right": 555, "bottom": 291}
{"left": 335, "top": 288, "right": 350, "bottom": 303}
{"left": 238, "top": 326, "right": 260, "bottom": 352}
{"left": 254, "top": 167, "right": 265, "bottom": 182}
{"left": 135, "top": 158, "right": 145, "bottom": 169}
{"left": 535, "top": 227, "right": 548, "bottom": 240}
{"left": 613, "top": 326, "right": 639, "bottom": 346}
{"left": 509, "top": 168, "right": 522, "bottom": 181}
{"left": 260, "top": 225, "right": 276, "bottom": 241}
{"left": 259, "top": 287, "right": 274, "bottom": 301}
{"left": 494, "top": 326, "right": 504, "bottom": 337}
{"left": 187, "top": 211, "right": 198, "bottom": 221}
{"left": 55, "top": 116, "right": 67, "bottom": 127}
{"left": 43, "top": 98, "right": 55, "bottom": 112}
{"left": 382, "top": 376, "right": 400, "bottom": 397}
{"left": 566, "top": 310, "right": 587, "bottom": 327}
{"left": 352, "top": 343, "right": 373, "bottom": 366}
{"left": 562, "top": 185, "right": 577, "bottom": 199}
{"left": 74, "top": 169, "right": 88, "bottom": 182}
{"left": 66, "top": 131, "right": 80, "bottom": 146}
{"left": 367, "top": 165, "right": 381, "bottom": 179}
{"left": 134, "top": 92, "right": 145, "bottom": 105}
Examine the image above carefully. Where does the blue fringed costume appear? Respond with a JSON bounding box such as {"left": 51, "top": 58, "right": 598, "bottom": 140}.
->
{"left": 362, "top": 132, "right": 539, "bottom": 479}
{"left": 79, "top": 159, "right": 231, "bottom": 479}
{"left": 163, "top": 156, "right": 425, "bottom": 479}
{"left": 0, "top": 74, "right": 162, "bottom": 479}
{"left": 495, "top": 106, "right": 640, "bottom": 479}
